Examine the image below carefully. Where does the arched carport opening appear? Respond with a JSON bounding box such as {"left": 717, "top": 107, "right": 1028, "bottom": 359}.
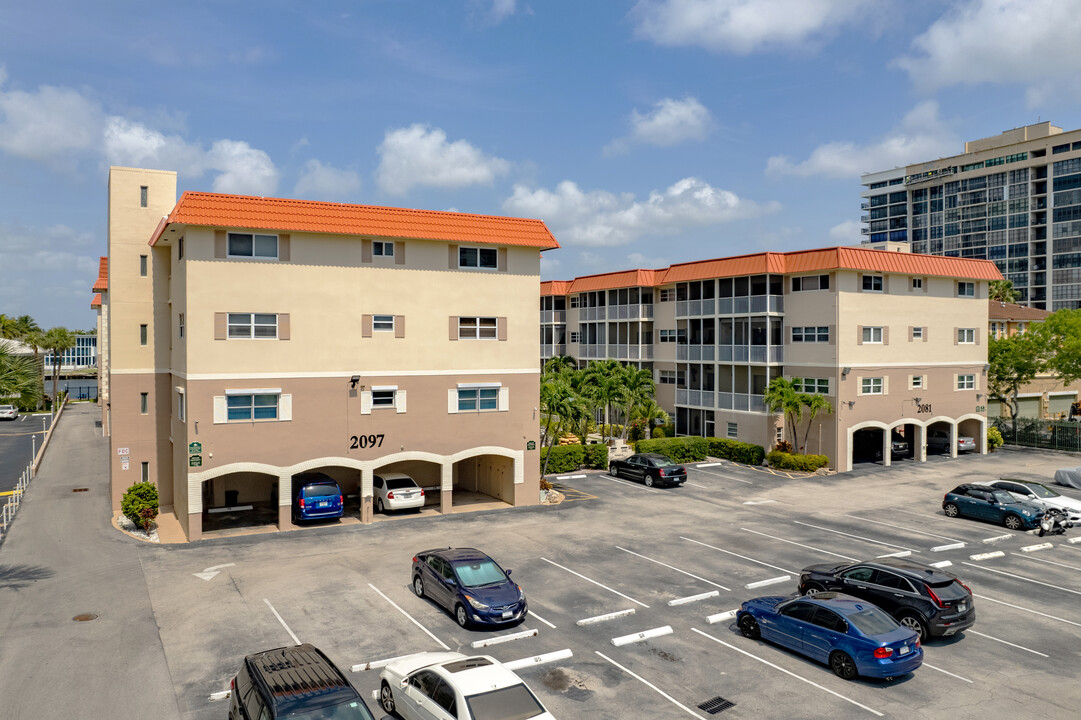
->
{"left": 287, "top": 465, "right": 361, "bottom": 526}
{"left": 891, "top": 422, "right": 916, "bottom": 461}
{"left": 201, "top": 470, "right": 280, "bottom": 537}
{"left": 852, "top": 427, "right": 885, "bottom": 465}
{"left": 452, "top": 453, "right": 515, "bottom": 510}
{"left": 372, "top": 459, "right": 443, "bottom": 519}
{"left": 958, "top": 416, "right": 986, "bottom": 454}
{"left": 926, "top": 420, "right": 956, "bottom": 455}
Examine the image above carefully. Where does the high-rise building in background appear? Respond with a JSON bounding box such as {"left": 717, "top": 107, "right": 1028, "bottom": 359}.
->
{"left": 861, "top": 121, "right": 1081, "bottom": 311}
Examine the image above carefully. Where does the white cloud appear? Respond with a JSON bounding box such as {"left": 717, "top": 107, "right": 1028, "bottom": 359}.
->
{"left": 629, "top": 0, "right": 872, "bottom": 54}
{"left": 0, "top": 222, "right": 101, "bottom": 327}
{"left": 828, "top": 219, "right": 862, "bottom": 245}
{"left": 205, "top": 140, "right": 279, "bottom": 195}
{"left": 0, "top": 72, "right": 104, "bottom": 161}
{"left": 503, "top": 176, "right": 780, "bottom": 247}
{"left": 765, "top": 101, "right": 957, "bottom": 178}
{"left": 606, "top": 97, "right": 711, "bottom": 154}
{"left": 627, "top": 252, "right": 670, "bottom": 267}
{"left": 896, "top": 0, "right": 1081, "bottom": 105}
{"left": 376, "top": 124, "right": 510, "bottom": 195}
{"left": 293, "top": 159, "right": 362, "bottom": 200}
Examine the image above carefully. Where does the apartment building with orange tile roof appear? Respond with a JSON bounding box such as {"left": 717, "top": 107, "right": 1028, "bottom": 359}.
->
{"left": 542, "top": 248, "right": 1001, "bottom": 471}
{"left": 104, "top": 166, "right": 557, "bottom": 541}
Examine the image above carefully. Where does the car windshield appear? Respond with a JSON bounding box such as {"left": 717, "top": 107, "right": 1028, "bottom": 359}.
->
{"left": 650, "top": 457, "right": 678, "bottom": 467}
{"left": 991, "top": 490, "right": 1019, "bottom": 504}
{"left": 452, "top": 559, "right": 507, "bottom": 587}
{"left": 386, "top": 478, "right": 417, "bottom": 490}
{"left": 294, "top": 701, "right": 375, "bottom": 719}
{"left": 845, "top": 606, "right": 899, "bottom": 636}
{"left": 1028, "top": 484, "right": 1060, "bottom": 499}
{"left": 304, "top": 484, "right": 340, "bottom": 497}
{"left": 465, "top": 684, "right": 546, "bottom": 720}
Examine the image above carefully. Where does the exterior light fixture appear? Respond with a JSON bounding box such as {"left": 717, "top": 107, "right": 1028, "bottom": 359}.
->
{"left": 349, "top": 375, "right": 361, "bottom": 388}
{"left": 842, "top": 367, "right": 851, "bottom": 377}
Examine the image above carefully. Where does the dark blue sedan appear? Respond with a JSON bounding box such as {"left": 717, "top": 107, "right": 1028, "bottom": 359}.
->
{"left": 411, "top": 548, "right": 527, "bottom": 629}
{"left": 737, "top": 593, "right": 923, "bottom": 680}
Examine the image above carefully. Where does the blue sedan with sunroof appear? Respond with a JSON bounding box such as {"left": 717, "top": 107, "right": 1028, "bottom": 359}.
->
{"left": 411, "top": 548, "right": 527, "bottom": 629}
{"left": 737, "top": 592, "right": 923, "bottom": 680}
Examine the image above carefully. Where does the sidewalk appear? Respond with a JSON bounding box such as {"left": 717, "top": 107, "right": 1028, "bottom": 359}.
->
{"left": 0, "top": 403, "right": 181, "bottom": 718}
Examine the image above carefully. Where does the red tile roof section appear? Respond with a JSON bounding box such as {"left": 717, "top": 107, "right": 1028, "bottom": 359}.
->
{"left": 91, "top": 257, "right": 108, "bottom": 291}
{"left": 663, "top": 252, "right": 787, "bottom": 283}
{"left": 988, "top": 300, "right": 1051, "bottom": 321}
{"left": 149, "top": 191, "right": 560, "bottom": 249}
{"left": 540, "top": 280, "right": 572, "bottom": 296}
{"left": 568, "top": 269, "right": 664, "bottom": 293}
{"left": 90, "top": 293, "right": 102, "bottom": 309}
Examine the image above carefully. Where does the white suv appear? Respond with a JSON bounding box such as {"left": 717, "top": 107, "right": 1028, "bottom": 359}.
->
{"left": 0, "top": 405, "right": 18, "bottom": 420}
{"left": 378, "top": 652, "right": 555, "bottom": 720}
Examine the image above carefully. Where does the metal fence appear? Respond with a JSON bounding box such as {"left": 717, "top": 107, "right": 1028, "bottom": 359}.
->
{"left": 992, "top": 417, "right": 1081, "bottom": 453}
{"left": 0, "top": 463, "right": 34, "bottom": 545}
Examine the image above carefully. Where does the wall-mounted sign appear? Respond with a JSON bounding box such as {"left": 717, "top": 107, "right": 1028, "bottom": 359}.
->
{"left": 188, "top": 442, "right": 202, "bottom": 454}
{"left": 527, "top": 440, "right": 536, "bottom": 450}
{"left": 975, "top": 405, "right": 986, "bottom": 413}
{"left": 119, "top": 455, "right": 130, "bottom": 464}
{"left": 121, "top": 462, "right": 130, "bottom": 471}
{"left": 189, "top": 455, "right": 203, "bottom": 467}
{"left": 116, "top": 447, "right": 130, "bottom": 455}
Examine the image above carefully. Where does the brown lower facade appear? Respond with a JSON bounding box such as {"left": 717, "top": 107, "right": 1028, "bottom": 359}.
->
{"left": 110, "top": 371, "right": 540, "bottom": 541}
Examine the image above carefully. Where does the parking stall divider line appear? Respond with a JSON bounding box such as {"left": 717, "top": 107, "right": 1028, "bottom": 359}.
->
{"left": 967, "top": 629, "right": 1049, "bottom": 658}
{"left": 615, "top": 546, "right": 732, "bottom": 591}
{"left": 668, "top": 590, "right": 720, "bottom": 606}
{"left": 931, "top": 542, "right": 965, "bottom": 552}
{"left": 262, "top": 599, "right": 302, "bottom": 646}
{"left": 969, "top": 551, "right": 1005, "bottom": 560}
{"left": 921, "top": 662, "right": 974, "bottom": 684}
{"left": 351, "top": 653, "right": 416, "bottom": 673}
{"left": 685, "top": 482, "right": 708, "bottom": 489}
{"left": 594, "top": 651, "right": 707, "bottom": 720}
{"left": 889, "top": 507, "right": 948, "bottom": 522}
{"left": 528, "top": 609, "right": 557, "bottom": 629}
{"left": 696, "top": 462, "right": 723, "bottom": 468}
{"left": 366, "top": 583, "right": 450, "bottom": 650}
{"left": 470, "top": 629, "right": 538, "bottom": 648}
{"left": 973, "top": 593, "right": 1081, "bottom": 628}
{"left": 690, "top": 629, "right": 883, "bottom": 717}
{"left": 743, "top": 499, "right": 778, "bottom": 505}
{"left": 691, "top": 466, "right": 753, "bottom": 484}
{"left": 595, "top": 474, "right": 662, "bottom": 494}
{"left": 504, "top": 649, "right": 573, "bottom": 671}
{"left": 577, "top": 608, "right": 636, "bottom": 626}
{"left": 1011, "top": 553, "right": 1081, "bottom": 572}
{"left": 960, "top": 562, "right": 1081, "bottom": 597}
{"left": 745, "top": 575, "right": 791, "bottom": 590}
{"left": 793, "top": 521, "right": 918, "bottom": 551}
{"left": 740, "top": 528, "right": 858, "bottom": 562}
{"left": 540, "top": 557, "right": 650, "bottom": 608}
{"left": 706, "top": 609, "right": 738, "bottom": 624}
{"left": 611, "top": 625, "right": 673, "bottom": 647}
{"left": 681, "top": 536, "right": 798, "bottom": 574}
{"left": 843, "top": 515, "right": 962, "bottom": 542}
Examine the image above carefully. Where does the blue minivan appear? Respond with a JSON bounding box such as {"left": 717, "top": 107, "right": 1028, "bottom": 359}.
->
{"left": 292, "top": 472, "right": 344, "bottom": 522}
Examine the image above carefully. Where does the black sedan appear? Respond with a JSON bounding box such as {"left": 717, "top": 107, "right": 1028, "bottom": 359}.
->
{"left": 608, "top": 453, "right": 687, "bottom": 487}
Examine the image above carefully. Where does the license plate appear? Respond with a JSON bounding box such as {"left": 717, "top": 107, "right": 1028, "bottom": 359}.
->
{"left": 957, "top": 603, "right": 966, "bottom": 613}
{"left": 898, "top": 645, "right": 910, "bottom": 655}
{"left": 318, "top": 502, "right": 328, "bottom": 508}
{"left": 502, "top": 611, "right": 513, "bottom": 619}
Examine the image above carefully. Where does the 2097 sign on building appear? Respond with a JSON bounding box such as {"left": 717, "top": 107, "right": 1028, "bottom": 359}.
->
{"left": 349, "top": 434, "right": 385, "bottom": 449}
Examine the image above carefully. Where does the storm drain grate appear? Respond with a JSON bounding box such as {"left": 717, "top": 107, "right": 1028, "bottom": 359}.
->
{"left": 72, "top": 488, "right": 89, "bottom": 493}
{"left": 698, "top": 696, "right": 736, "bottom": 714}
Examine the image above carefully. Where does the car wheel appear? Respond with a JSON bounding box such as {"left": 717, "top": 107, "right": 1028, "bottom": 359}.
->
{"left": 897, "top": 612, "right": 928, "bottom": 642}
{"left": 1004, "top": 513, "right": 1023, "bottom": 530}
{"left": 644, "top": 474, "right": 655, "bottom": 487}
{"left": 829, "top": 651, "right": 858, "bottom": 680}
{"left": 738, "top": 614, "right": 760, "bottom": 640}
{"left": 801, "top": 581, "right": 826, "bottom": 596}
{"left": 609, "top": 463, "right": 618, "bottom": 477}
{"left": 413, "top": 575, "right": 424, "bottom": 598}
{"left": 943, "top": 503, "right": 960, "bottom": 518}
{"left": 455, "top": 604, "right": 470, "bottom": 628}
{"left": 379, "top": 681, "right": 396, "bottom": 715}
{"left": 376, "top": 498, "right": 385, "bottom": 514}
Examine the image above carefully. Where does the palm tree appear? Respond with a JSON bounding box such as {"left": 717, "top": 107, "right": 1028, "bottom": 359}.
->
{"left": 14, "top": 315, "right": 40, "bottom": 337}
{"left": 800, "top": 394, "right": 834, "bottom": 455}
{"left": 0, "top": 315, "right": 17, "bottom": 339}
{"left": 632, "top": 398, "right": 670, "bottom": 438}
{"left": 989, "top": 280, "right": 1020, "bottom": 303}
{"left": 619, "top": 367, "right": 656, "bottom": 441}
{"left": 41, "top": 327, "right": 75, "bottom": 412}
{"left": 763, "top": 377, "right": 803, "bottom": 448}
{"left": 19, "top": 329, "right": 46, "bottom": 410}
{"left": 584, "top": 360, "right": 627, "bottom": 439}
{"left": 539, "top": 374, "right": 588, "bottom": 476}
{"left": 0, "top": 340, "right": 41, "bottom": 407}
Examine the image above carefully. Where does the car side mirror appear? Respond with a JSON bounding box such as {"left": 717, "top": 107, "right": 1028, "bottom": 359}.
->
{"left": 505, "top": 569, "right": 512, "bottom": 576}
{"left": 1028, "top": 494, "right": 1037, "bottom": 499}
{"left": 446, "top": 577, "right": 457, "bottom": 586}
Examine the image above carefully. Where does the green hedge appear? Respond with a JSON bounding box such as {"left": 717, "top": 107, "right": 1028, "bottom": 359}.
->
{"left": 540, "top": 444, "right": 584, "bottom": 474}
{"left": 766, "top": 450, "right": 830, "bottom": 471}
{"left": 709, "top": 438, "right": 767, "bottom": 466}
{"left": 583, "top": 443, "right": 609, "bottom": 469}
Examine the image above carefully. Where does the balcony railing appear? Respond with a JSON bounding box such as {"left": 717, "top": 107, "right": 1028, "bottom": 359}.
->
{"left": 579, "top": 307, "right": 606, "bottom": 321}
{"left": 540, "top": 310, "right": 567, "bottom": 323}
{"left": 540, "top": 343, "right": 566, "bottom": 358}
{"left": 608, "top": 304, "right": 655, "bottom": 320}
{"left": 676, "top": 345, "right": 716, "bottom": 362}
{"left": 687, "top": 391, "right": 768, "bottom": 412}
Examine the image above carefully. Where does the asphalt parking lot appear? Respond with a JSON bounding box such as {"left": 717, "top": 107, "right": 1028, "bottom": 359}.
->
{"left": 124, "top": 448, "right": 1081, "bottom": 720}
{"left": 0, "top": 413, "right": 51, "bottom": 494}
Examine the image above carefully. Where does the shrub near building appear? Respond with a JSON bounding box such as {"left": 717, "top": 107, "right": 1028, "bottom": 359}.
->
{"left": 766, "top": 451, "right": 830, "bottom": 472}
{"left": 634, "top": 437, "right": 766, "bottom": 466}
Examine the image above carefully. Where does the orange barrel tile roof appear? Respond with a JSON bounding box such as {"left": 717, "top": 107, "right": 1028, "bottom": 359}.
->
{"left": 92, "top": 257, "right": 108, "bottom": 291}
{"left": 540, "top": 280, "right": 572, "bottom": 296}
{"left": 149, "top": 192, "right": 560, "bottom": 249}
{"left": 90, "top": 293, "right": 102, "bottom": 309}
{"left": 567, "top": 268, "right": 665, "bottom": 293}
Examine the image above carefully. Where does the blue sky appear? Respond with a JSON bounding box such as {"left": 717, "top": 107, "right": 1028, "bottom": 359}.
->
{"left": 3, "top": 0, "right": 1080, "bottom": 330}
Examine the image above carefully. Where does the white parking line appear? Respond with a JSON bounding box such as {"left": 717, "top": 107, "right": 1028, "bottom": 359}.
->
{"left": 681, "top": 536, "right": 798, "bottom": 574}
{"left": 697, "top": 462, "right": 723, "bottom": 468}
{"left": 541, "top": 557, "right": 649, "bottom": 607}
{"left": 973, "top": 593, "right": 1081, "bottom": 629}
{"left": 1011, "top": 553, "right": 1081, "bottom": 572}
{"left": 616, "top": 546, "right": 731, "bottom": 591}
{"left": 594, "top": 651, "right": 706, "bottom": 719}
{"left": 528, "top": 609, "right": 557, "bottom": 629}
{"left": 890, "top": 507, "right": 948, "bottom": 522}
{"left": 263, "top": 598, "right": 301, "bottom": 645}
{"left": 691, "top": 466, "right": 753, "bottom": 484}
{"left": 740, "top": 528, "right": 858, "bottom": 561}
{"left": 793, "top": 521, "right": 918, "bottom": 551}
{"left": 922, "top": 662, "right": 973, "bottom": 683}
{"left": 367, "top": 583, "right": 450, "bottom": 650}
{"left": 595, "top": 473, "right": 661, "bottom": 494}
{"left": 691, "top": 629, "right": 883, "bottom": 717}
{"left": 685, "top": 482, "right": 708, "bottom": 489}
{"left": 967, "top": 629, "right": 1048, "bottom": 657}
{"left": 960, "top": 562, "right": 1081, "bottom": 597}
{"left": 844, "top": 515, "right": 962, "bottom": 542}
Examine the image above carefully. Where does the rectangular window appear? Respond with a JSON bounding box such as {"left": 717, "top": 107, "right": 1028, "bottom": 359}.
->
{"left": 228, "top": 313, "right": 278, "bottom": 339}
{"left": 660, "top": 329, "right": 679, "bottom": 343}
{"left": 791, "top": 274, "right": 830, "bottom": 291}
{"left": 793, "top": 378, "right": 829, "bottom": 394}
{"left": 177, "top": 390, "right": 186, "bottom": 421}
{"left": 458, "top": 317, "right": 497, "bottom": 339}
{"left": 861, "top": 377, "right": 883, "bottom": 395}
{"left": 958, "top": 281, "right": 975, "bottom": 297}
{"left": 226, "top": 393, "right": 279, "bottom": 421}
{"left": 911, "top": 277, "right": 923, "bottom": 289}
{"left": 958, "top": 328, "right": 976, "bottom": 344}
{"left": 570, "top": 296, "right": 580, "bottom": 308}
{"left": 372, "top": 241, "right": 394, "bottom": 257}
{"left": 957, "top": 374, "right": 975, "bottom": 390}
{"left": 140, "top": 186, "right": 148, "bottom": 208}
{"left": 139, "top": 324, "right": 148, "bottom": 346}
{"left": 862, "top": 275, "right": 884, "bottom": 292}
{"left": 911, "top": 375, "right": 924, "bottom": 389}
{"left": 371, "top": 389, "right": 396, "bottom": 407}
{"left": 178, "top": 236, "right": 184, "bottom": 260}
{"left": 569, "top": 331, "right": 580, "bottom": 343}
{"left": 227, "top": 232, "right": 278, "bottom": 259}
{"left": 727, "top": 422, "right": 738, "bottom": 439}
{"left": 791, "top": 326, "right": 829, "bottom": 343}
{"left": 913, "top": 326, "right": 924, "bottom": 340}
{"left": 862, "top": 326, "right": 883, "bottom": 344}
{"left": 659, "top": 370, "right": 677, "bottom": 385}
{"left": 373, "top": 315, "right": 395, "bottom": 332}
{"left": 141, "top": 462, "right": 149, "bottom": 482}
{"left": 178, "top": 313, "right": 185, "bottom": 339}
{"left": 659, "top": 288, "right": 675, "bottom": 302}
{"left": 139, "top": 255, "right": 148, "bottom": 277}
{"left": 1017, "top": 322, "right": 1026, "bottom": 333}
{"left": 140, "top": 392, "right": 148, "bottom": 414}
{"left": 458, "top": 387, "right": 499, "bottom": 411}
{"left": 459, "top": 246, "right": 498, "bottom": 269}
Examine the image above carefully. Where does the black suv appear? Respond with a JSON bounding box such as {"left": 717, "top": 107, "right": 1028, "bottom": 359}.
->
{"left": 229, "top": 643, "right": 375, "bottom": 719}
{"left": 798, "top": 558, "right": 975, "bottom": 642}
